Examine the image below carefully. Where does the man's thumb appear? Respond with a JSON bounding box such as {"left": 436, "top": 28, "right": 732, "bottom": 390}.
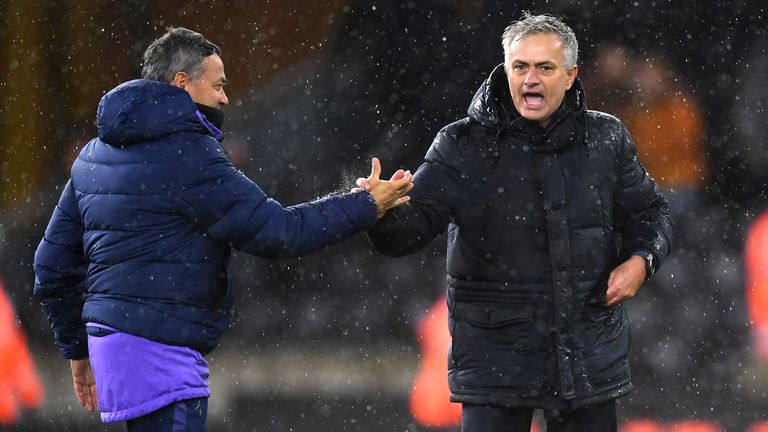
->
{"left": 369, "top": 157, "right": 381, "bottom": 181}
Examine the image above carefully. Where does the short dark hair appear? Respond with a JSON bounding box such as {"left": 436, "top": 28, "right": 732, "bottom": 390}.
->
{"left": 141, "top": 27, "right": 222, "bottom": 82}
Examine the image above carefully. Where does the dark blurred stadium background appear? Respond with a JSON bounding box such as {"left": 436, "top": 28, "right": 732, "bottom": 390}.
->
{"left": 1, "top": 1, "right": 767, "bottom": 430}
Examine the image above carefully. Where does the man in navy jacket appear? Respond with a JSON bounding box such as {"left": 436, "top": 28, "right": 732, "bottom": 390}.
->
{"left": 34, "top": 27, "right": 412, "bottom": 431}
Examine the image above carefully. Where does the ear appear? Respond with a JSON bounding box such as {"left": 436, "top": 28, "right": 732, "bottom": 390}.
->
{"left": 170, "top": 71, "right": 189, "bottom": 90}
{"left": 565, "top": 65, "right": 579, "bottom": 90}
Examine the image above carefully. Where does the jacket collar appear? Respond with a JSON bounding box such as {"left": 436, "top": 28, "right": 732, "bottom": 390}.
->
{"left": 97, "top": 79, "right": 224, "bottom": 146}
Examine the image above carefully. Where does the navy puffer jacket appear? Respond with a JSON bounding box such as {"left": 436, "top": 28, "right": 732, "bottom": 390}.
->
{"left": 368, "top": 65, "right": 673, "bottom": 409}
{"left": 34, "top": 79, "right": 377, "bottom": 359}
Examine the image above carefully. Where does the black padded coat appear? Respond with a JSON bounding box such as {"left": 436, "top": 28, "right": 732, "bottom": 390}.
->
{"left": 368, "top": 65, "right": 673, "bottom": 409}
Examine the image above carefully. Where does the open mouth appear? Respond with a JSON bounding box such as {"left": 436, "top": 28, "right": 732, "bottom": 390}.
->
{"left": 523, "top": 92, "right": 544, "bottom": 108}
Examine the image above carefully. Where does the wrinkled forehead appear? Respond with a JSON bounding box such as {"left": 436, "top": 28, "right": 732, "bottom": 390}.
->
{"left": 504, "top": 33, "right": 567, "bottom": 62}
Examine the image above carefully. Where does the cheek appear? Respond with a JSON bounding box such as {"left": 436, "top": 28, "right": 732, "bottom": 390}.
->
{"left": 201, "top": 91, "right": 217, "bottom": 103}
{"left": 186, "top": 85, "right": 205, "bottom": 102}
{"left": 508, "top": 77, "right": 524, "bottom": 94}
{"left": 550, "top": 79, "right": 569, "bottom": 95}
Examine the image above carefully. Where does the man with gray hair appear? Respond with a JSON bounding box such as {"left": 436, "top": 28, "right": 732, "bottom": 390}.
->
{"left": 34, "top": 27, "right": 412, "bottom": 431}
{"left": 363, "top": 12, "right": 673, "bottom": 431}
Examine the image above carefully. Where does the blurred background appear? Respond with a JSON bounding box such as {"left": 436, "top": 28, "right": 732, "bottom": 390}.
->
{"left": 1, "top": 0, "right": 767, "bottom": 430}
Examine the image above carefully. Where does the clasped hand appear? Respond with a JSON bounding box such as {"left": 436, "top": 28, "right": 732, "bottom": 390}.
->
{"left": 353, "top": 158, "right": 413, "bottom": 219}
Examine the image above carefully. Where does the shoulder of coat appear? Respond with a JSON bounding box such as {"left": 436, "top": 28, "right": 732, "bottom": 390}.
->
{"left": 586, "top": 109, "right": 622, "bottom": 125}
{"left": 585, "top": 110, "right": 629, "bottom": 148}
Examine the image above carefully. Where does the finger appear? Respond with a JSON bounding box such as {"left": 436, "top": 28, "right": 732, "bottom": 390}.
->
{"left": 391, "top": 170, "right": 413, "bottom": 187}
{"left": 356, "top": 178, "right": 372, "bottom": 191}
{"left": 603, "top": 296, "right": 615, "bottom": 307}
{"left": 603, "top": 286, "right": 616, "bottom": 306}
{"left": 393, "top": 196, "right": 411, "bottom": 207}
{"left": 369, "top": 157, "right": 381, "bottom": 181}
{"left": 400, "top": 175, "right": 414, "bottom": 192}
{"left": 74, "top": 383, "right": 86, "bottom": 407}
{"left": 389, "top": 169, "right": 405, "bottom": 181}
{"left": 394, "top": 183, "right": 414, "bottom": 196}
{"left": 90, "top": 386, "right": 99, "bottom": 411}
{"left": 605, "top": 295, "right": 622, "bottom": 307}
{"left": 78, "top": 382, "right": 91, "bottom": 411}
{"left": 85, "top": 392, "right": 94, "bottom": 412}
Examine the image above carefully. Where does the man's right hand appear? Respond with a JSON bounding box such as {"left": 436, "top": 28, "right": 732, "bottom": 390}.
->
{"left": 361, "top": 157, "right": 413, "bottom": 219}
{"left": 70, "top": 358, "right": 98, "bottom": 412}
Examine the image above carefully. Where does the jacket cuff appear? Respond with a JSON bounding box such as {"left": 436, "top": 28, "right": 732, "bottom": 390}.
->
{"left": 357, "top": 191, "right": 378, "bottom": 225}
{"left": 59, "top": 328, "right": 89, "bottom": 360}
{"left": 631, "top": 249, "right": 656, "bottom": 280}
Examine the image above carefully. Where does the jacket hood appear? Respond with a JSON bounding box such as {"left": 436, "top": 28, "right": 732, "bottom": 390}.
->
{"left": 96, "top": 79, "right": 222, "bottom": 146}
{"left": 467, "top": 63, "right": 587, "bottom": 130}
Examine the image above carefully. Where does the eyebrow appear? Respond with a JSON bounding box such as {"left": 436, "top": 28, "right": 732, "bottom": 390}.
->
{"left": 513, "top": 59, "right": 556, "bottom": 67}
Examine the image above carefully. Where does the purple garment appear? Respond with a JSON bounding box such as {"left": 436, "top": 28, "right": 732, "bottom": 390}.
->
{"left": 86, "top": 323, "right": 210, "bottom": 423}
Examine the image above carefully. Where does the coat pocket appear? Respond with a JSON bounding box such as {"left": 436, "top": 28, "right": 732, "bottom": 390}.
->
{"left": 451, "top": 302, "right": 535, "bottom": 328}
{"left": 581, "top": 304, "right": 631, "bottom": 391}
{"left": 448, "top": 301, "right": 545, "bottom": 389}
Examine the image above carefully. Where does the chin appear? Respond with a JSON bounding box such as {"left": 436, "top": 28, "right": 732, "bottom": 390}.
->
{"left": 522, "top": 112, "right": 544, "bottom": 122}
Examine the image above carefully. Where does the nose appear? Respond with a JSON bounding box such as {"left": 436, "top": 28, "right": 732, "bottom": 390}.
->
{"left": 524, "top": 68, "right": 540, "bottom": 86}
{"left": 219, "top": 90, "right": 229, "bottom": 106}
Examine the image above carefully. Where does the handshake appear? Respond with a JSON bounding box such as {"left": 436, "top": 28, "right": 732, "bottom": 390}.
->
{"left": 353, "top": 158, "right": 414, "bottom": 219}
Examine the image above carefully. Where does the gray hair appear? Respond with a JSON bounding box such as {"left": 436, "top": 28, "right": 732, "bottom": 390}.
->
{"left": 141, "top": 27, "right": 221, "bottom": 83}
{"left": 501, "top": 12, "right": 578, "bottom": 70}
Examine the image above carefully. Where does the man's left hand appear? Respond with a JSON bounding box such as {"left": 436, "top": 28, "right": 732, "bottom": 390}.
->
{"left": 71, "top": 358, "right": 98, "bottom": 412}
{"left": 604, "top": 255, "right": 646, "bottom": 307}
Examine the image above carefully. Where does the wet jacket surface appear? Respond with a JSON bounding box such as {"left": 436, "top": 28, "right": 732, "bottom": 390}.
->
{"left": 368, "top": 65, "right": 673, "bottom": 409}
{"left": 34, "top": 79, "right": 378, "bottom": 359}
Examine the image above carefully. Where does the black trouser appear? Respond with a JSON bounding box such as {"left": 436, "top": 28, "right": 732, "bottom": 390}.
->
{"left": 461, "top": 399, "right": 617, "bottom": 432}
